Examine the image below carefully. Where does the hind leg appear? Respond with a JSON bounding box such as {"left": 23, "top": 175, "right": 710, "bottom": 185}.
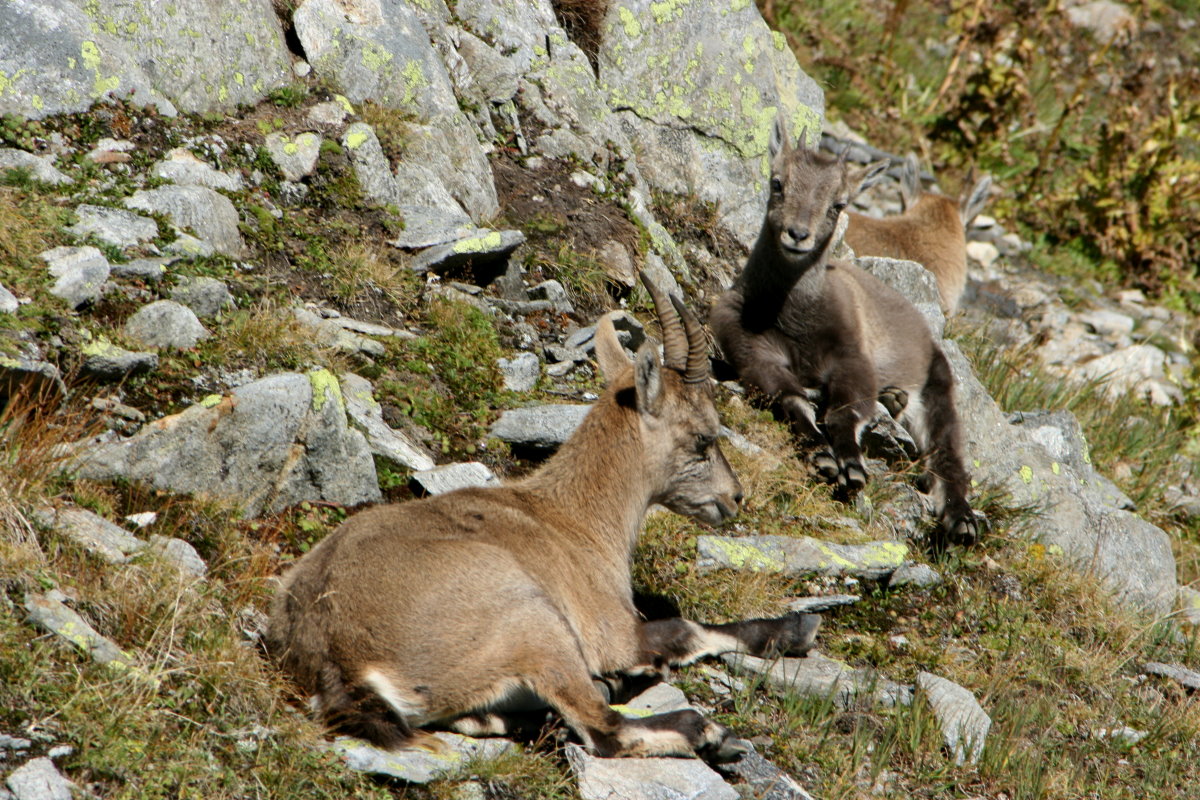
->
{"left": 920, "top": 349, "right": 980, "bottom": 546}
{"left": 634, "top": 613, "right": 821, "bottom": 672}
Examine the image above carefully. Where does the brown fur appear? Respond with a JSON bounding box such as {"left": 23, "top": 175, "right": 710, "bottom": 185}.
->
{"left": 266, "top": 275, "right": 820, "bottom": 761}
{"left": 845, "top": 154, "right": 992, "bottom": 316}
{"left": 711, "top": 120, "right": 979, "bottom": 546}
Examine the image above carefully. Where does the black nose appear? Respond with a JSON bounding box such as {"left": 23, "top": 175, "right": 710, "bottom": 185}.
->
{"left": 788, "top": 227, "right": 810, "bottom": 241}
{"left": 733, "top": 491, "right": 744, "bottom": 507}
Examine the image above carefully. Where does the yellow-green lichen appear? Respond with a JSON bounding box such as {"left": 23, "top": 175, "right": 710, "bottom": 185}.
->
{"left": 361, "top": 41, "right": 394, "bottom": 71}
{"left": 618, "top": 6, "right": 642, "bottom": 37}
{"left": 81, "top": 338, "right": 119, "bottom": 357}
{"left": 650, "top": 0, "right": 692, "bottom": 24}
{"left": 283, "top": 140, "right": 299, "bottom": 155}
{"left": 703, "top": 538, "right": 785, "bottom": 572}
{"left": 335, "top": 94, "right": 355, "bottom": 113}
{"left": 309, "top": 369, "right": 344, "bottom": 412}
{"left": 772, "top": 31, "right": 786, "bottom": 50}
{"left": 234, "top": 72, "right": 245, "bottom": 87}
{"left": 611, "top": 704, "right": 653, "bottom": 718}
{"left": 200, "top": 394, "right": 223, "bottom": 408}
{"left": 1019, "top": 465, "right": 1034, "bottom": 484}
{"left": 1051, "top": 461, "right": 1061, "bottom": 475}
{"left": 344, "top": 130, "right": 370, "bottom": 149}
{"left": 81, "top": 41, "right": 102, "bottom": 72}
{"left": 453, "top": 231, "right": 503, "bottom": 253}
{"left": 398, "top": 59, "right": 427, "bottom": 106}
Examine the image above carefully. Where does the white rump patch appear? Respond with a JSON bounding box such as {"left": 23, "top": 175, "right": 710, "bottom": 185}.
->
{"left": 361, "top": 668, "right": 427, "bottom": 721}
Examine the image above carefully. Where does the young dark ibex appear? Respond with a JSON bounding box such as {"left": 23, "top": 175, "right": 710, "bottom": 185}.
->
{"left": 844, "top": 153, "right": 992, "bottom": 316}
{"left": 266, "top": 273, "right": 821, "bottom": 761}
{"left": 711, "top": 120, "right": 979, "bottom": 546}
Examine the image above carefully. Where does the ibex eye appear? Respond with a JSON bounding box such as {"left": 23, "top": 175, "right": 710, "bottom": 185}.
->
{"left": 770, "top": 177, "right": 783, "bottom": 193}
{"left": 832, "top": 200, "right": 847, "bottom": 211}
{"left": 696, "top": 434, "right": 715, "bottom": 452}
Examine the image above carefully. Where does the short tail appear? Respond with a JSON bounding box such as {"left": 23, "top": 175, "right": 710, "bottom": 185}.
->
{"left": 318, "top": 664, "right": 415, "bottom": 750}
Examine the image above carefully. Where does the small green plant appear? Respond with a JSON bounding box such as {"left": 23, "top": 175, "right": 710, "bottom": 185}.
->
{"left": 267, "top": 85, "right": 308, "bottom": 108}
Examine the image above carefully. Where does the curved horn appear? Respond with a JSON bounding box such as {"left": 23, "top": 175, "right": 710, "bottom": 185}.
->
{"left": 668, "top": 293, "right": 709, "bottom": 384}
{"left": 638, "top": 270, "right": 687, "bottom": 371}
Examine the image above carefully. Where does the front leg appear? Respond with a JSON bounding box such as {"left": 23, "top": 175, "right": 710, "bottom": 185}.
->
{"left": 635, "top": 613, "right": 821, "bottom": 672}
{"left": 823, "top": 352, "right": 879, "bottom": 494}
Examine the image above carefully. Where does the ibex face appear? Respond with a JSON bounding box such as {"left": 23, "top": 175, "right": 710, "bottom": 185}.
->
{"left": 595, "top": 283, "right": 742, "bottom": 526}
{"left": 765, "top": 121, "right": 887, "bottom": 265}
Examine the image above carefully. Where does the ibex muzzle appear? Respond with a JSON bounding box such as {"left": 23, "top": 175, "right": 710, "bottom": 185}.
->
{"left": 265, "top": 273, "right": 818, "bottom": 761}
{"left": 712, "top": 117, "right": 981, "bottom": 547}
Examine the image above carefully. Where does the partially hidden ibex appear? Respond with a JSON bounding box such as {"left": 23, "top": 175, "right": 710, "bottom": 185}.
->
{"left": 266, "top": 273, "right": 820, "bottom": 761}
{"left": 844, "top": 152, "right": 992, "bottom": 316}
{"left": 711, "top": 119, "right": 980, "bottom": 546}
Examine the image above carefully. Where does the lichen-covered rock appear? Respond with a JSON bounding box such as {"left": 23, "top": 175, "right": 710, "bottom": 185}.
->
{"left": 723, "top": 652, "right": 912, "bottom": 709}
{"left": 490, "top": 404, "right": 591, "bottom": 450}
{"left": 292, "top": 307, "right": 385, "bottom": 356}
{"left": 71, "top": 371, "right": 381, "bottom": 518}
{"left": 566, "top": 743, "right": 738, "bottom": 800}
{"left": 696, "top": 534, "right": 909, "bottom": 579}
{"left": 65, "top": 205, "right": 158, "bottom": 248}
{"left": 597, "top": 0, "right": 824, "bottom": 246}
{"left": 340, "top": 372, "right": 436, "bottom": 472}
{"left": 150, "top": 148, "right": 244, "bottom": 192}
{"left": 170, "top": 276, "right": 235, "bottom": 319}
{"left": 24, "top": 591, "right": 132, "bottom": 670}
{"left": 80, "top": 338, "right": 158, "bottom": 380}
{"left": 916, "top": 672, "right": 991, "bottom": 765}
{"left": 264, "top": 132, "right": 322, "bottom": 181}
{"left": 5, "top": 756, "right": 73, "bottom": 800}
{"left": 0, "top": 148, "right": 72, "bottom": 185}
{"left": 125, "top": 186, "right": 247, "bottom": 258}
{"left": 0, "top": 0, "right": 176, "bottom": 120}
{"left": 39, "top": 246, "right": 110, "bottom": 309}
{"left": 342, "top": 122, "right": 462, "bottom": 217}
{"left": 497, "top": 352, "right": 539, "bottom": 392}
{"left": 33, "top": 506, "right": 145, "bottom": 564}
{"left": 333, "top": 733, "right": 513, "bottom": 783}
{"left": 83, "top": 0, "right": 292, "bottom": 113}
{"left": 124, "top": 300, "right": 210, "bottom": 350}
{"left": 410, "top": 228, "right": 525, "bottom": 274}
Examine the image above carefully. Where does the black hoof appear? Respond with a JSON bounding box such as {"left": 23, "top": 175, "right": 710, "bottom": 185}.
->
{"left": 701, "top": 734, "right": 750, "bottom": 765}
{"left": 813, "top": 450, "right": 840, "bottom": 483}
{"left": 837, "top": 461, "right": 867, "bottom": 493}
{"left": 879, "top": 386, "right": 909, "bottom": 418}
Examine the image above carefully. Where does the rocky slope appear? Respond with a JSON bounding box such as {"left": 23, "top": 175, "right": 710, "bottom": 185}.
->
{"left": 1, "top": 1, "right": 1198, "bottom": 799}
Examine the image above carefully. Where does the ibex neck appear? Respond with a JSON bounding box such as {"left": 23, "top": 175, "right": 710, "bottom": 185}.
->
{"left": 519, "top": 396, "right": 650, "bottom": 559}
{"left": 738, "top": 226, "right": 830, "bottom": 331}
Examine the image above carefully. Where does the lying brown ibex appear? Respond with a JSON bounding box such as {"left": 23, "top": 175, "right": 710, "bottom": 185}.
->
{"left": 266, "top": 273, "right": 820, "bottom": 761}
{"left": 711, "top": 120, "right": 979, "bottom": 546}
{"left": 844, "top": 153, "right": 992, "bottom": 316}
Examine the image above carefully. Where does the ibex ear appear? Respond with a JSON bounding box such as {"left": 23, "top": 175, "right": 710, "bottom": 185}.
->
{"left": 594, "top": 313, "right": 630, "bottom": 382}
{"left": 632, "top": 344, "right": 664, "bottom": 417}
{"left": 960, "top": 173, "right": 993, "bottom": 228}
{"left": 769, "top": 114, "right": 792, "bottom": 165}
{"left": 850, "top": 159, "right": 890, "bottom": 198}
{"left": 899, "top": 153, "right": 921, "bottom": 212}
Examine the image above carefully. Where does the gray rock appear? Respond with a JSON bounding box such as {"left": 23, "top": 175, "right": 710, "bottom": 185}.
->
{"left": 306, "top": 100, "right": 349, "bottom": 128}
{"left": 5, "top": 757, "right": 72, "bottom": 800}
{"left": 80, "top": 338, "right": 158, "bottom": 380}
{"left": 1008, "top": 409, "right": 1133, "bottom": 511}
{"left": 148, "top": 535, "right": 207, "bottom": 578}
{"left": 1178, "top": 586, "right": 1200, "bottom": 626}
{"left": 332, "top": 316, "right": 407, "bottom": 338}
{"left": 530, "top": 280, "right": 573, "bottom": 314}
{"left": 916, "top": 672, "right": 991, "bottom": 765}
{"left": 1093, "top": 725, "right": 1147, "bottom": 745}
{"left": 164, "top": 233, "right": 216, "bottom": 258}
{"left": 0, "top": 284, "right": 19, "bottom": 314}
{"left": 294, "top": 0, "right": 458, "bottom": 121}
{"left": 1078, "top": 309, "right": 1135, "bottom": 337}
{"left": 171, "top": 276, "right": 234, "bottom": 319}
{"left": 454, "top": 29, "right": 520, "bottom": 104}
{"left": 411, "top": 462, "right": 498, "bottom": 496}
{"left": 342, "top": 123, "right": 448, "bottom": 215}
{"left": 723, "top": 652, "right": 912, "bottom": 709}
{"left": 124, "top": 300, "right": 210, "bottom": 350}
{"left": 0, "top": 736, "right": 31, "bottom": 752}
{"left": 397, "top": 118, "right": 500, "bottom": 223}
{"left": 856, "top": 256, "right": 946, "bottom": 339}
{"left": 264, "top": 132, "right": 322, "bottom": 181}
{"left": 1077, "top": 344, "right": 1175, "bottom": 404}
{"left": 715, "top": 742, "right": 816, "bottom": 800}
{"left": 598, "top": 0, "right": 824, "bottom": 247}
{"left": 888, "top": 563, "right": 943, "bottom": 589}
{"left": 565, "top": 312, "right": 647, "bottom": 354}
{"left": 944, "top": 341, "right": 1176, "bottom": 614}
{"left": 566, "top": 743, "right": 738, "bottom": 800}
{"left": 545, "top": 345, "right": 587, "bottom": 364}
{"left": 786, "top": 594, "right": 860, "bottom": 613}
{"left": 150, "top": 149, "right": 244, "bottom": 192}
{"left": 292, "top": 308, "right": 385, "bottom": 357}
{"left": 0, "top": 0, "right": 176, "bottom": 120}
{"left": 340, "top": 372, "right": 436, "bottom": 472}
{"left": 24, "top": 592, "right": 131, "bottom": 670}
{"left": 1143, "top": 662, "right": 1200, "bottom": 692}
{"left": 333, "top": 733, "right": 513, "bottom": 783}
{"left": 490, "top": 404, "right": 592, "bottom": 450}
{"left": 39, "top": 246, "right": 110, "bottom": 309}
{"left": 0, "top": 149, "right": 71, "bottom": 185}
{"left": 85, "top": 0, "right": 291, "bottom": 113}
{"left": 389, "top": 205, "right": 476, "bottom": 249}
{"left": 696, "top": 535, "right": 909, "bottom": 579}
{"left": 65, "top": 205, "right": 157, "bottom": 248}
{"left": 861, "top": 401, "right": 919, "bottom": 463}
{"left": 0, "top": 355, "right": 65, "bottom": 408}
{"left": 125, "top": 186, "right": 247, "bottom": 258}
{"left": 33, "top": 506, "right": 145, "bottom": 564}
{"left": 71, "top": 370, "right": 381, "bottom": 518}
{"left": 410, "top": 229, "right": 525, "bottom": 274}
{"left": 619, "top": 683, "right": 692, "bottom": 716}
{"left": 1066, "top": 0, "right": 1137, "bottom": 41}
{"left": 498, "top": 352, "right": 540, "bottom": 392}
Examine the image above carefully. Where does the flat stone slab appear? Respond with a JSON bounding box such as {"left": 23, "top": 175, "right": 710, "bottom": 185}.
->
{"left": 80, "top": 338, "right": 158, "bottom": 381}
{"left": 332, "top": 733, "right": 513, "bottom": 783}
{"left": 1143, "top": 662, "right": 1200, "bottom": 692}
{"left": 265, "top": 132, "right": 322, "bottom": 182}
{"left": 723, "top": 653, "right": 912, "bottom": 709}
{"left": 292, "top": 308, "right": 385, "bottom": 357}
{"left": 40, "top": 246, "right": 110, "bottom": 309}
{"left": 565, "top": 743, "right": 738, "bottom": 800}
{"left": 490, "top": 404, "right": 592, "bottom": 450}
{"left": 697, "top": 535, "right": 908, "bottom": 579}
{"left": 888, "top": 563, "right": 943, "bottom": 589}
{"left": 5, "top": 756, "right": 72, "bottom": 800}
{"left": 111, "top": 257, "right": 171, "bottom": 282}
{"left": 614, "top": 683, "right": 692, "bottom": 717}
{"left": 409, "top": 229, "right": 525, "bottom": 274}
{"left": 149, "top": 535, "right": 207, "bottom": 578}
{"left": 24, "top": 592, "right": 132, "bottom": 670}
{"left": 916, "top": 672, "right": 991, "bottom": 765}
{"left": 0, "top": 148, "right": 71, "bottom": 186}
{"left": 786, "top": 595, "right": 860, "bottom": 613}
{"left": 715, "top": 742, "right": 816, "bottom": 800}
{"left": 411, "top": 462, "right": 498, "bottom": 496}
{"left": 150, "top": 148, "right": 244, "bottom": 192}
{"left": 124, "top": 300, "right": 210, "bottom": 350}
{"left": 33, "top": 507, "right": 145, "bottom": 564}
{"left": 125, "top": 185, "right": 246, "bottom": 258}
{"left": 0, "top": 283, "right": 17, "bottom": 314}
{"left": 341, "top": 373, "right": 435, "bottom": 472}
{"left": 65, "top": 205, "right": 158, "bottom": 248}
{"left": 389, "top": 205, "right": 476, "bottom": 249}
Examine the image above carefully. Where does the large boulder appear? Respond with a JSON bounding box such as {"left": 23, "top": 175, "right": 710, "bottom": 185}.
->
{"left": 0, "top": 0, "right": 176, "bottom": 120}
{"left": 125, "top": 186, "right": 247, "bottom": 258}
{"left": 82, "top": 0, "right": 292, "bottom": 113}
{"left": 597, "top": 0, "right": 824, "bottom": 247}
{"left": 71, "top": 370, "right": 381, "bottom": 518}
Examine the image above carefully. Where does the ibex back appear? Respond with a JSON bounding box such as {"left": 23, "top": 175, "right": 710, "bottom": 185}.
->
{"left": 266, "top": 273, "right": 820, "bottom": 761}
{"left": 711, "top": 119, "right": 980, "bottom": 546}
{"left": 845, "top": 153, "right": 992, "bottom": 316}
